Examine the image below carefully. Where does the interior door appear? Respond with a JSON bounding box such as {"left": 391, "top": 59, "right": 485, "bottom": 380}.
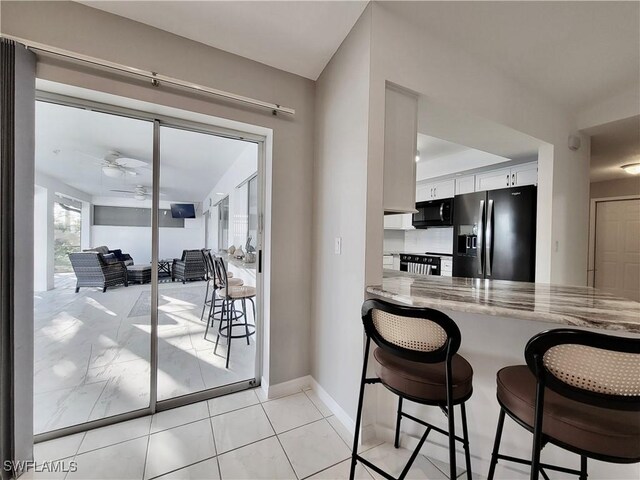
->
{"left": 595, "top": 199, "right": 640, "bottom": 301}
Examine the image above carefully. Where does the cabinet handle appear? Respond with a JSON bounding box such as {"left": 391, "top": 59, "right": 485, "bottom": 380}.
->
{"left": 512, "top": 173, "right": 515, "bottom": 185}
{"left": 506, "top": 174, "right": 510, "bottom": 186}
{"left": 434, "top": 187, "right": 437, "bottom": 198}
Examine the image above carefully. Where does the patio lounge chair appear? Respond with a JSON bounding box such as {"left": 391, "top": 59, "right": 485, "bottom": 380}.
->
{"left": 69, "top": 252, "right": 129, "bottom": 293}
{"left": 172, "top": 249, "right": 207, "bottom": 283}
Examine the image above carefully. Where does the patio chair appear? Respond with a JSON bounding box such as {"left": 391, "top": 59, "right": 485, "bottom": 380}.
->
{"left": 172, "top": 249, "right": 207, "bottom": 283}
{"left": 69, "top": 252, "right": 129, "bottom": 293}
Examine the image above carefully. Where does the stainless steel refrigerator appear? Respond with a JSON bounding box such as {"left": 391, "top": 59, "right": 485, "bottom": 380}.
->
{"left": 452, "top": 185, "right": 537, "bottom": 281}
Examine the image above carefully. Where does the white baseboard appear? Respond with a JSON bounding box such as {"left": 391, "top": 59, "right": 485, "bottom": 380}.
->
{"left": 308, "top": 377, "right": 356, "bottom": 434}
{"left": 261, "top": 374, "right": 312, "bottom": 400}
{"left": 262, "top": 375, "right": 377, "bottom": 446}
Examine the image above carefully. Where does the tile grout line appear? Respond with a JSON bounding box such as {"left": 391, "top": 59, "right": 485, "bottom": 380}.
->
{"left": 206, "top": 398, "right": 224, "bottom": 480}
{"left": 258, "top": 391, "right": 301, "bottom": 480}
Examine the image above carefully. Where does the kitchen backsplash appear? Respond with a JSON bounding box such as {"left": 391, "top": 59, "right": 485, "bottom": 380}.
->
{"left": 383, "top": 230, "right": 405, "bottom": 252}
{"left": 404, "top": 227, "right": 454, "bottom": 254}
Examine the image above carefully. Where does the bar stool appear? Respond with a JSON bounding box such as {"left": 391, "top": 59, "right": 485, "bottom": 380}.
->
{"left": 487, "top": 328, "right": 640, "bottom": 480}
{"left": 350, "top": 299, "right": 474, "bottom": 480}
{"left": 211, "top": 255, "right": 256, "bottom": 368}
{"left": 200, "top": 250, "right": 243, "bottom": 323}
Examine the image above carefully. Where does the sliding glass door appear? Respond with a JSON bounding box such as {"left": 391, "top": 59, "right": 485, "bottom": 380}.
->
{"left": 157, "top": 125, "right": 260, "bottom": 403}
{"left": 33, "top": 101, "right": 153, "bottom": 434}
{"left": 33, "top": 92, "right": 263, "bottom": 438}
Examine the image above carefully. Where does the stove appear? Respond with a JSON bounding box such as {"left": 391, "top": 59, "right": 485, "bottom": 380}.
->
{"left": 399, "top": 254, "right": 441, "bottom": 276}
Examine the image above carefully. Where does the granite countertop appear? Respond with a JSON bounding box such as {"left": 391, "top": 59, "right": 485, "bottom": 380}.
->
{"left": 366, "top": 270, "right": 640, "bottom": 333}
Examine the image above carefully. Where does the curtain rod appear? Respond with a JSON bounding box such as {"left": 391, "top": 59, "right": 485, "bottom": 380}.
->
{"left": 1, "top": 35, "right": 295, "bottom": 116}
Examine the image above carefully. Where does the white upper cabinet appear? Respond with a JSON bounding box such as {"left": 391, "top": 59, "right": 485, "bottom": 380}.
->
{"left": 511, "top": 162, "right": 538, "bottom": 187}
{"left": 455, "top": 175, "right": 475, "bottom": 195}
{"left": 417, "top": 179, "right": 455, "bottom": 201}
{"left": 475, "top": 167, "right": 512, "bottom": 192}
{"left": 383, "top": 84, "right": 419, "bottom": 213}
{"left": 383, "top": 213, "right": 414, "bottom": 230}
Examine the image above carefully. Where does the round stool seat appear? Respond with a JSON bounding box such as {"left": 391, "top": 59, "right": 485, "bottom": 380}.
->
{"left": 373, "top": 347, "right": 473, "bottom": 403}
{"left": 497, "top": 365, "right": 640, "bottom": 461}
{"left": 221, "top": 285, "right": 256, "bottom": 299}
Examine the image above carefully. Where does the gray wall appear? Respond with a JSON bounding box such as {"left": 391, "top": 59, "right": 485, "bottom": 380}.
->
{"left": 311, "top": 6, "right": 372, "bottom": 422}
{"left": 0, "top": 0, "right": 314, "bottom": 386}
{"left": 590, "top": 176, "right": 640, "bottom": 198}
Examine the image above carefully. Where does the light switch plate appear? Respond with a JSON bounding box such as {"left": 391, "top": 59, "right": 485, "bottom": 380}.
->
{"left": 334, "top": 237, "right": 342, "bottom": 255}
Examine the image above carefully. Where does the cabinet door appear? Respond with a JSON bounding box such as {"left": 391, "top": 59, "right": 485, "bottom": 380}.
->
{"left": 401, "top": 213, "right": 414, "bottom": 229}
{"left": 383, "top": 85, "right": 418, "bottom": 213}
{"left": 392, "top": 255, "right": 401, "bottom": 270}
{"left": 511, "top": 162, "right": 538, "bottom": 187}
{"left": 475, "top": 167, "right": 512, "bottom": 192}
{"left": 455, "top": 175, "right": 475, "bottom": 195}
{"left": 432, "top": 179, "right": 455, "bottom": 200}
{"left": 416, "top": 184, "right": 433, "bottom": 202}
{"left": 383, "top": 214, "right": 403, "bottom": 229}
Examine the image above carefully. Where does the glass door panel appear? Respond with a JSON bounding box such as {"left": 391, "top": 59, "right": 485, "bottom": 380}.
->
{"left": 33, "top": 101, "right": 153, "bottom": 433}
{"left": 157, "top": 125, "right": 259, "bottom": 401}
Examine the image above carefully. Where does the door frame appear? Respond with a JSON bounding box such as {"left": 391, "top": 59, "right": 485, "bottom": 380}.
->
{"left": 34, "top": 92, "right": 268, "bottom": 442}
{"left": 587, "top": 194, "right": 640, "bottom": 287}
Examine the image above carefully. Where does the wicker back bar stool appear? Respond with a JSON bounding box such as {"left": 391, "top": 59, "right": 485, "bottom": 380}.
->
{"left": 200, "top": 250, "right": 243, "bottom": 323}
{"left": 487, "top": 328, "right": 640, "bottom": 480}
{"left": 209, "top": 255, "right": 256, "bottom": 369}
{"left": 350, "top": 299, "right": 474, "bottom": 480}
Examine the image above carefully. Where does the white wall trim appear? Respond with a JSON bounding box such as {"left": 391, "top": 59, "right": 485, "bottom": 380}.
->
{"left": 587, "top": 194, "right": 640, "bottom": 286}
{"left": 308, "top": 377, "right": 356, "bottom": 434}
{"left": 261, "top": 375, "right": 313, "bottom": 400}
{"left": 263, "top": 375, "right": 379, "bottom": 446}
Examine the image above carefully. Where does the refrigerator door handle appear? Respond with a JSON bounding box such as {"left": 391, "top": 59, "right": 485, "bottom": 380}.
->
{"left": 485, "top": 199, "right": 494, "bottom": 277}
{"left": 477, "top": 200, "right": 485, "bottom": 275}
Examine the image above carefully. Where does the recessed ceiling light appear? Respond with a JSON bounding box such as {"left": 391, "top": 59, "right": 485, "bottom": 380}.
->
{"left": 621, "top": 163, "right": 640, "bottom": 175}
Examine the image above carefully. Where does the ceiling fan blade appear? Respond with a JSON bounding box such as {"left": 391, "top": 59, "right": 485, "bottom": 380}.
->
{"left": 117, "top": 158, "right": 148, "bottom": 168}
{"left": 125, "top": 169, "right": 139, "bottom": 176}
{"left": 109, "top": 189, "right": 135, "bottom": 194}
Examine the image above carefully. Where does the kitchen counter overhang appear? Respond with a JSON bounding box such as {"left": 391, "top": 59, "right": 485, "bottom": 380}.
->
{"left": 367, "top": 270, "right": 640, "bottom": 333}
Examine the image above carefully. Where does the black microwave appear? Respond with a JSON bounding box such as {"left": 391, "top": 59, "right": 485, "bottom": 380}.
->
{"left": 412, "top": 198, "right": 454, "bottom": 228}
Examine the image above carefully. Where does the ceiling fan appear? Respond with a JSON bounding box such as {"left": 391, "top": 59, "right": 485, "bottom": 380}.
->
{"left": 110, "top": 185, "right": 157, "bottom": 201}
{"left": 100, "top": 151, "right": 148, "bottom": 178}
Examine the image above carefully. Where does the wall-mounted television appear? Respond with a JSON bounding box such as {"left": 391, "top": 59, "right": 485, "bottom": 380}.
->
{"left": 170, "top": 203, "right": 196, "bottom": 219}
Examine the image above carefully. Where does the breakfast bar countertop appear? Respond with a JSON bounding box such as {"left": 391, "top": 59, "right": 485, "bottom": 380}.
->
{"left": 367, "top": 270, "right": 640, "bottom": 333}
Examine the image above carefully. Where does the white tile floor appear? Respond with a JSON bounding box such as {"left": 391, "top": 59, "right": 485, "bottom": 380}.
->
{"left": 34, "top": 265, "right": 257, "bottom": 434}
{"left": 29, "top": 387, "right": 459, "bottom": 480}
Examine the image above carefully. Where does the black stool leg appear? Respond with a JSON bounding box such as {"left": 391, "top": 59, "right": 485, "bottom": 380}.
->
{"left": 487, "top": 408, "right": 505, "bottom": 480}
{"left": 530, "top": 380, "right": 546, "bottom": 480}
{"left": 225, "top": 300, "right": 234, "bottom": 368}
{"left": 460, "top": 402, "right": 472, "bottom": 480}
{"left": 349, "top": 337, "right": 371, "bottom": 480}
{"left": 579, "top": 456, "right": 587, "bottom": 480}
{"left": 200, "top": 280, "right": 210, "bottom": 321}
{"left": 445, "top": 360, "right": 457, "bottom": 480}
{"left": 394, "top": 397, "right": 403, "bottom": 448}
{"left": 214, "top": 299, "right": 226, "bottom": 355}
{"left": 242, "top": 298, "right": 250, "bottom": 345}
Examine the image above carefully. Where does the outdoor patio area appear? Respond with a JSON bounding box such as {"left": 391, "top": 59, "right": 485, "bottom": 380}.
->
{"left": 34, "top": 263, "right": 257, "bottom": 434}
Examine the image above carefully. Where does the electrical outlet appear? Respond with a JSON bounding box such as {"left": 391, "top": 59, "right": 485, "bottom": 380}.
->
{"left": 334, "top": 237, "right": 342, "bottom": 255}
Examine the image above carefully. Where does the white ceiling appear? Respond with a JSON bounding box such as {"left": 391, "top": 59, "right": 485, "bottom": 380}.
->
{"left": 35, "top": 101, "right": 253, "bottom": 201}
{"left": 417, "top": 133, "right": 512, "bottom": 180}
{"left": 586, "top": 115, "right": 640, "bottom": 183}
{"left": 382, "top": 1, "right": 639, "bottom": 112}
{"left": 78, "top": 0, "right": 368, "bottom": 80}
